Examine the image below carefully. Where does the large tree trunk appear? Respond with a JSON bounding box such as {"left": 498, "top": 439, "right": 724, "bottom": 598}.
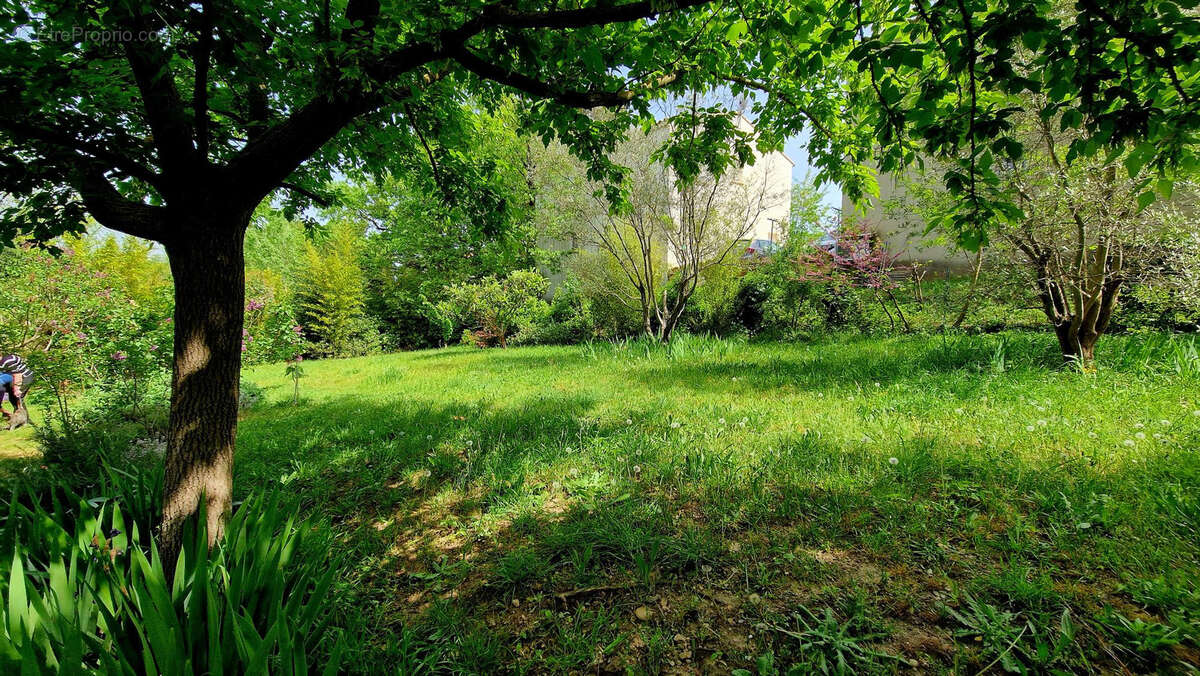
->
{"left": 159, "top": 215, "right": 250, "bottom": 572}
{"left": 1053, "top": 322, "right": 1098, "bottom": 364}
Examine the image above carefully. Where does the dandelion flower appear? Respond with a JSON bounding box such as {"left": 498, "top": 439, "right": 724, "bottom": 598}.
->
{"left": 1193, "top": 410, "right": 1200, "bottom": 417}
{"left": 625, "top": 418, "right": 632, "bottom": 425}
{"left": 1037, "top": 419, "right": 1047, "bottom": 426}
{"left": 1134, "top": 422, "right": 1145, "bottom": 429}
{"left": 1025, "top": 425, "right": 1035, "bottom": 432}
{"left": 426, "top": 434, "right": 432, "bottom": 440}
{"left": 1135, "top": 432, "right": 1146, "bottom": 440}
{"left": 955, "top": 408, "right": 964, "bottom": 415}
{"left": 874, "top": 382, "right": 881, "bottom": 388}
{"left": 888, "top": 457, "right": 899, "bottom": 465}
{"left": 1087, "top": 432, "right": 1098, "bottom": 439}
{"left": 1123, "top": 439, "right": 1136, "bottom": 447}
{"left": 466, "top": 440, "right": 473, "bottom": 446}
{"left": 1160, "top": 420, "right": 1171, "bottom": 426}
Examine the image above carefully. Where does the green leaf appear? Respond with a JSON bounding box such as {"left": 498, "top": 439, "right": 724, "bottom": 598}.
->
{"left": 1124, "top": 143, "right": 1156, "bottom": 179}
{"left": 726, "top": 20, "right": 748, "bottom": 43}
{"left": 7, "top": 551, "right": 27, "bottom": 639}
{"left": 1136, "top": 190, "right": 1156, "bottom": 210}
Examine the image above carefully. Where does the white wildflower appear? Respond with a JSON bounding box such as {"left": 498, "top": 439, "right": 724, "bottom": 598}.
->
{"left": 1123, "top": 439, "right": 1136, "bottom": 447}
{"left": 1037, "top": 419, "right": 1047, "bottom": 426}
{"left": 888, "top": 457, "right": 899, "bottom": 465}
{"left": 670, "top": 421, "right": 681, "bottom": 429}
{"left": 1135, "top": 432, "right": 1146, "bottom": 440}
{"left": 955, "top": 408, "right": 964, "bottom": 415}
{"left": 1025, "top": 425, "right": 1035, "bottom": 432}
{"left": 1160, "top": 420, "right": 1171, "bottom": 426}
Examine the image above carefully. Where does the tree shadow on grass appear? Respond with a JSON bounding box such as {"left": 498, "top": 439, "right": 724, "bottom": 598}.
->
{"left": 226, "top": 378, "right": 1199, "bottom": 673}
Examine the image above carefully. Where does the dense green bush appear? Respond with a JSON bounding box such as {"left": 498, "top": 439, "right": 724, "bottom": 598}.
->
{"left": 511, "top": 276, "right": 596, "bottom": 346}
{"left": 0, "top": 465, "right": 344, "bottom": 673}
{"left": 437, "top": 270, "right": 549, "bottom": 348}
{"left": 1113, "top": 283, "right": 1200, "bottom": 334}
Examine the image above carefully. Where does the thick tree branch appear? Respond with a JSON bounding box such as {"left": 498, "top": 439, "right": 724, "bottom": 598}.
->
{"left": 226, "top": 0, "right": 711, "bottom": 206}
{"left": 193, "top": 0, "right": 214, "bottom": 160}
{"left": 75, "top": 168, "right": 167, "bottom": 242}
{"left": 116, "top": 8, "right": 195, "bottom": 174}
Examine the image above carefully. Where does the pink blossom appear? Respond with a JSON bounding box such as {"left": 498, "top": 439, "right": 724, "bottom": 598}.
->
{"left": 112, "top": 351, "right": 127, "bottom": 361}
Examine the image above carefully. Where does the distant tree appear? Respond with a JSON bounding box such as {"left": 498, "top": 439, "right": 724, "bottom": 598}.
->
{"left": 438, "top": 270, "right": 549, "bottom": 348}
{"left": 789, "top": 174, "right": 832, "bottom": 236}
{"left": 244, "top": 211, "right": 308, "bottom": 291}
{"left": 560, "top": 101, "right": 787, "bottom": 342}
{"left": 904, "top": 105, "right": 1200, "bottom": 363}
{"left": 299, "top": 222, "right": 374, "bottom": 357}
{"left": 337, "top": 104, "right": 543, "bottom": 348}
{"left": 66, "top": 231, "right": 171, "bottom": 310}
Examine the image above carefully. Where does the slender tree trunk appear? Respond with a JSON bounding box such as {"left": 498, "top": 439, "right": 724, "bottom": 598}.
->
{"left": 160, "top": 215, "right": 249, "bottom": 574}
{"left": 884, "top": 288, "right": 910, "bottom": 332}
{"left": 952, "top": 248, "right": 985, "bottom": 329}
{"left": 874, "top": 291, "right": 896, "bottom": 332}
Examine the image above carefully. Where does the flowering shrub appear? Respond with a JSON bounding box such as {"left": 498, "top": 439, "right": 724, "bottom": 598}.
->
{"left": 242, "top": 269, "right": 307, "bottom": 365}
{"left": 797, "top": 224, "right": 912, "bottom": 332}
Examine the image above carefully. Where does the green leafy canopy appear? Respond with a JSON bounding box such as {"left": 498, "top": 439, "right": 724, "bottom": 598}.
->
{"left": 0, "top": 0, "right": 1196, "bottom": 250}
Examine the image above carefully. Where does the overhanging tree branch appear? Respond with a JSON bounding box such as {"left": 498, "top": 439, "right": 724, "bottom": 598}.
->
{"left": 454, "top": 49, "right": 682, "bottom": 107}
{"left": 75, "top": 168, "right": 167, "bottom": 242}
{"left": 227, "top": 0, "right": 711, "bottom": 205}
{"left": 2, "top": 119, "right": 163, "bottom": 190}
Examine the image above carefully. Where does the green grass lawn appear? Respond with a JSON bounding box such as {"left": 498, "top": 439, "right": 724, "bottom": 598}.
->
{"left": 239, "top": 331, "right": 1200, "bottom": 673}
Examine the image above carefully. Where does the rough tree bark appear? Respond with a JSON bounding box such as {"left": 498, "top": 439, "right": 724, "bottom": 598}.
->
{"left": 158, "top": 210, "right": 251, "bottom": 570}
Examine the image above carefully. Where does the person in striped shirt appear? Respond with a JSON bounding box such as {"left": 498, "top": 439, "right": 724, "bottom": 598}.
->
{"left": 0, "top": 354, "right": 34, "bottom": 429}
